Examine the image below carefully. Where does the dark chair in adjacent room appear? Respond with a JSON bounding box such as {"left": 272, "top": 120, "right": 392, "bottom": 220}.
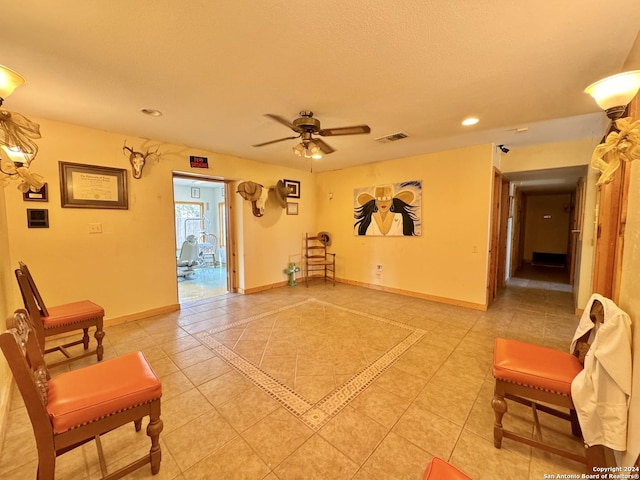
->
{"left": 304, "top": 232, "right": 336, "bottom": 286}
{"left": 0, "top": 309, "right": 163, "bottom": 479}
{"left": 15, "top": 262, "right": 105, "bottom": 366}
{"left": 423, "top": 457, "right": 472, "bottom": 479}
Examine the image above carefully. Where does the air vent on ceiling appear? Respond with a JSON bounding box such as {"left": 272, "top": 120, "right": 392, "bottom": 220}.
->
{"left": 375, "top": 132, "right": 409, "bottom": 143}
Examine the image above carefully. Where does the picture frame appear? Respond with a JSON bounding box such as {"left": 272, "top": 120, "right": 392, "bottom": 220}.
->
{"left": 23, "top": 183, "right": 48, "bottom": 202}
{"left": 286, "top": 202, "right": 299, "bottom": 215}
{"left": 283, "top": 179, "right": 300, "bottom": 199}
{"left": 26, "top": 209, "right": 49, "bottom": 228}
{"left": 59, "top": 162, "right": 128, "bottom": 209}
{"left": 191, "top": 187, "right": 201, "bottom": 199}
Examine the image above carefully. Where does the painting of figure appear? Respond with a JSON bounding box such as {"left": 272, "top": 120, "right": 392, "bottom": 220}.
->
{"left": 354, "top": 180, "right": 421, "bottom": 236}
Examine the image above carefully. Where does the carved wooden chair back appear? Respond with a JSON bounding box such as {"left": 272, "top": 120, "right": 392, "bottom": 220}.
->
{"left": 14, "top": 264, "right": 105, "bottom": 365}
{"left": 1, "top": 310, "right": 52, "bottom": 440}
{"left": 18, "top": 261, "right": 49, "bottom": 317}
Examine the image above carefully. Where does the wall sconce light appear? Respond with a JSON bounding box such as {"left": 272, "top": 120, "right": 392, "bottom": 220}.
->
{"left": 585, "top": 70, "right": 640, "bottom": 185}
{"left": 292, "top": 140, "right": 323, "bottom": 159}
{"left": 0, "top": 64, "right": 44, "bottom": 192}
{"left": 585, "top": 70, "right": 640, "bottom": 120}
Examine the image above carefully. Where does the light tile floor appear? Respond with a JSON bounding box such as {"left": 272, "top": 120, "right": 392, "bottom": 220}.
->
{"left": 1, "top": 267, "right": 586, "bottom": 479}
{"left": 178, "top": 266, "right": 228, "bottom": 303}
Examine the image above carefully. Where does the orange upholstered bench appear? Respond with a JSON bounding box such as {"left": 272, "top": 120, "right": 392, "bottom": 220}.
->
{"left": 423, "top": 457, "right": 471, "bottom": 479}
{"left": 493, "top": 338, "right": 582, "bottom": 395}
{"left": 47, "top": 351, "right": 162, "bottom": 433}
{"left": 492, "top": 337, "right": 584, "bottom": 464}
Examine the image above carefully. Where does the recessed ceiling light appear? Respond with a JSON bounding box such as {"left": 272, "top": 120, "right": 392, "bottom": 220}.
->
{"left": 462, "top": 117, "right": 479, "bottom": 126}
{"left": 140, "top": 108, "right": 163, "bottom": 117}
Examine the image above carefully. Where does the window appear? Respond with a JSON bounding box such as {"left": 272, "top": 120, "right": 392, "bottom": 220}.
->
{"left": 218, "top": 202, "right": 226, "bottom": 247}
{"left": 175, "top": 202, "right": 204, "bottom": 247}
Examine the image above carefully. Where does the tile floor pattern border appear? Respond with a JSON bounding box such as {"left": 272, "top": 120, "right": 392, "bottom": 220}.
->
{"left": 197, "top": 298, "right": 426, "bottom": 430}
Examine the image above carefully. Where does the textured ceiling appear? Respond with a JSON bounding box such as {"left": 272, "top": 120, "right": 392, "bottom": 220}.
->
{"left": 1, "top": 1, "right": 639, "bottom": 173}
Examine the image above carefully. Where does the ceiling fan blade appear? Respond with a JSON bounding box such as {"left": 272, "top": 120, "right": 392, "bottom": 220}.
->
{"left": 252, "top": 135, "right": 299, "bottom": 147}
{"left": 264, "top": 114, "right": 303, "bottom": 133}
{"left": 318, "top": 125, "right": 371, "bottom": 136}
{"left": 314, "top": 138, "right": 335, "bottom": 154}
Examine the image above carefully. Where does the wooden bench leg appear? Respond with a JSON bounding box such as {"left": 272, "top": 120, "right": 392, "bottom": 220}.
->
{"left": 95, "top": 321, "right": 105, "bottom": 361}
{"left": 492, "top": 389, "right": 508, "bottom": 449}
{"left": 147, "top": 403, "right": 163, "bottom": 475}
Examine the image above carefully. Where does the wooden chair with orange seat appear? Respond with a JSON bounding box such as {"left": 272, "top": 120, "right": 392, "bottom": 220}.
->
{"left": 492, "top": 294, "right": 631, "bottom": 469}
{"left": 423, "top": 457, "right": 471, "bottom": 479}
{"left": 0, "top": 309, "right": 163, "bottom": 479}
{"left": 15, "top": 261, "right": 105, "bottom": 366}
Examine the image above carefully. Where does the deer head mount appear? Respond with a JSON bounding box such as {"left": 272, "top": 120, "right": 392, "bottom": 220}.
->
{"left": 122, "top": 142, "right": 161, "bottom": 179}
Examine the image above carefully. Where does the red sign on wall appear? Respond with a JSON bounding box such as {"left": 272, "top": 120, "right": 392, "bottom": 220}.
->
{"left": 189, "top": 156, "right": 209, "bottom": 169}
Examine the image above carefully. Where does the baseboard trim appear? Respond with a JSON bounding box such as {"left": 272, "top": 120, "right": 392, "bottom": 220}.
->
{"left": 104, "top": 304, "right": 181, "bottom": 327}
{"left": 337, "top": 278, "right": 488, "bottom": 311}
{"left": 240, "top": 281, "right": 289, "bottom": 295}
{"left": 237, "top": 278, "right": 487, "bottom": 311}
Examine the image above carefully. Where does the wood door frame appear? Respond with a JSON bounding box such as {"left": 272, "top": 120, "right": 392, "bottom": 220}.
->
{"left": 487, "top": 168, "right": 504, "bottom": 304}
{"left": 592, "top": 97, "right": 635, "bottom": 300}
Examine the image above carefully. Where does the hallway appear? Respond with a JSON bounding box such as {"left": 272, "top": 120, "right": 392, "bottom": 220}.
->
{"left": 1, "top": 275, "right": 585, "bottom": 479}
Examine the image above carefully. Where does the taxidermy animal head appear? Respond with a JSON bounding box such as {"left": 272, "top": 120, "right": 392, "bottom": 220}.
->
{"left": 122, "top": 143, "right": 160, "bottom": 179}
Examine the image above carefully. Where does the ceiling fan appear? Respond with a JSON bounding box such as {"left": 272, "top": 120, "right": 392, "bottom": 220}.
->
{"left": 252, "top": 111, "right": 371, "bottom": 158}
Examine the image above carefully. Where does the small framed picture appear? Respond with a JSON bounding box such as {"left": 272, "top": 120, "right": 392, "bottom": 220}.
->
{"left": 191, "top": 187, "right": 200, "bottom": 199}
{"left": 23, "top": 183, "right": 48, "bottom": 202}
{"left": 283, "top": 179, "right": 300, "bottom": 199}
{"left": 286, "top": 202, "right": 299, "bottom": 215}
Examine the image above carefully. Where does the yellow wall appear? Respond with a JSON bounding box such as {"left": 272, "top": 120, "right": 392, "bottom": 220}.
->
{"left": 500, "top": 138, "right": 599, "bottom": 172}
{"left": 315, "top": 144, "right": 494, "bottom": 308}
{"left": 620, "top": 159, "right": 640, "bottom": 466}
{"left": 0, "top": 185, "right": 12, "bottom": 448}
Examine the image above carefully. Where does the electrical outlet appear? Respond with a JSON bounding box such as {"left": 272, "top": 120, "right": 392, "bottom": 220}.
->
{"left": 88, "top": 223, "right": 102, "bottom": 234}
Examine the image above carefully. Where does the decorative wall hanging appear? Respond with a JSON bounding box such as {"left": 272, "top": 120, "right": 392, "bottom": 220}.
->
{"left": 286, "top": 203, "right": 298, "bottom": 215}
{"left": 122, "top": 142, "right": 161, "bottom": 179}
{"left": 283, "top": 179, "right": 300, "bottom": 198}
{"left": 273, "top": 180, "right": 293, "bottom": 208}
{"left": 23, "top": 182, "right": 47, "bottom": 202}
{"left": 353, "top": 180, "right": 422, "bottom": 236}
{"left": 590, "top": 117, "right": 640, "bottom": 185}
{"left": 237, "top": 180, "right": 267, "bottom": 217}
{"left": 59, "top": 162, "right": 128, "bottom": 209}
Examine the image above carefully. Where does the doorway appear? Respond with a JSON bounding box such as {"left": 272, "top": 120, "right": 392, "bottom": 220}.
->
{"left": 173, "top": 175, "right": 230, "bottom": 303}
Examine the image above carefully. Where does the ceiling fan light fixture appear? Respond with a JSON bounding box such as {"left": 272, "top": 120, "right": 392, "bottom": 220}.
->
{"left": 292, "top": 142, "right": 305, "bottom": 157}
{"left": 585, "top": 70, "right": 640, "bottom": 119}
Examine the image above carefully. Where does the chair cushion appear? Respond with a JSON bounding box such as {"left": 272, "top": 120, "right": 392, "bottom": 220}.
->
{"left": 423, "top": 457, "right": 471, "bottom": 480}
{"left": 47, "top": 351, "right": 161, "bottom": 433}
{"left": 493, "top": 338, "right": 582, "bottom": 395}
{"left": 43, "top": 301, "right": 104, "bottom": 329}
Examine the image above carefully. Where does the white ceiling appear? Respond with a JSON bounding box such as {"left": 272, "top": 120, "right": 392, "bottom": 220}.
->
{"left": 2, "top": 1, "right": 639, "bottom": 175}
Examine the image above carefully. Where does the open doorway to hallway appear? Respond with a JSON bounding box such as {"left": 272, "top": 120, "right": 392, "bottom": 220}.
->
{"left": 173, "top": 175, "right": 229, "bottom": 303}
